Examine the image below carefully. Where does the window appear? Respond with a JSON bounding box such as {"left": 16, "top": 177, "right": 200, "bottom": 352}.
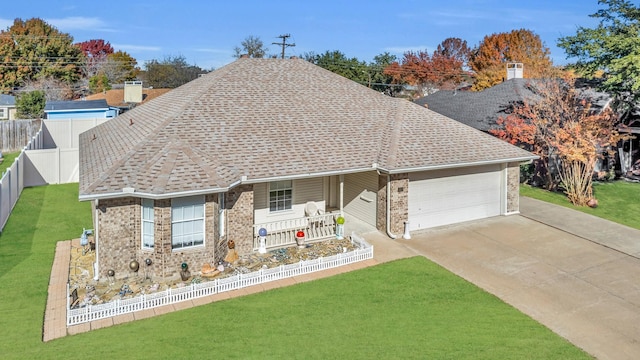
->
{"left": 141, "top": 199, "right": 154, "bottom": 249}
{"left": 269, "top": 180, "right": 292, "bottom": 212}
{"left": 0, "top": 108, "right": 5, "bottom": 119}
{"left": 171, "top": 195, "right": 205, "bottom": 249}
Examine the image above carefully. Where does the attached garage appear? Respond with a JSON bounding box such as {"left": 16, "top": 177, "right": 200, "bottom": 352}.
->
{"left": 408, "top": 164, "right": 504, "bottom": 231}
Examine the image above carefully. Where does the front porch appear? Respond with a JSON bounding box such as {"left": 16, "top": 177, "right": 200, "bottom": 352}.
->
{"left": 251, "top": 172, "right": 381, "bottom": 251}
{"left": 253, "top": 212, "right": 339, "bottom": 250}
{"left": 252, "top": 212, "right": 377, "bottom": 250}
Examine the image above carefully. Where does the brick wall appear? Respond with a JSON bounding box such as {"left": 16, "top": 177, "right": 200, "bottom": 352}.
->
{"left": 97, "top": 195, "right": 222, "bottom": 281}
{"left": 376, "top": 173, "right": 408, "bottom": 235}
{"left": 506, "top": 162, "right": 520, "bottom": 214}
{"left": 96, "top": 197, "right": 138, "bottom": 280}
{"left": 226, "top": 185, "right": 254, "bottom": 255}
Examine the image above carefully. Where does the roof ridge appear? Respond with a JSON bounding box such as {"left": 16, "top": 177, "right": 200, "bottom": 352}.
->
{"left": 379, "top": 99, "right": 405, "bottom": 168}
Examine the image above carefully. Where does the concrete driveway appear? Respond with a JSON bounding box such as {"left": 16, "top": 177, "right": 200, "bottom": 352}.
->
{"left": 365, "top": 197, "right": 640, "bottom": 360}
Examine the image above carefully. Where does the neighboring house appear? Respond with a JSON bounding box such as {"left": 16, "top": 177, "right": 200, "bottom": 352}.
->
{"left": 44, "top": 99, "right": 119, "bottom": 120}
{"left": 0, "top": 94, "right": 17, "bottom": 120}
{"left": 414, "top": 78, "right": 538, "bottom": 132}
{"left": 415, "top": 78, "right": 613, "bottom": 133}
{"left": 79, "top": 58, "right": 536, "bottom": 281}
{"left": 83, "top": 84, "right": 171, "bottom": 113}
{"left": 416, "top": 78, "right": 620, "bottom": 177}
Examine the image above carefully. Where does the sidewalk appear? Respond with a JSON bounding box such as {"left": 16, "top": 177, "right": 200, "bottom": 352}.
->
{"left": 519, "top": 196, "right": 640, "bottom": 258}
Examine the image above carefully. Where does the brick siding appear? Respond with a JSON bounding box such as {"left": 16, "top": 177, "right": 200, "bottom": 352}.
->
{"left": 226, "top": 185, "right": 254, "bottom": 255}
{"left": 506, "top": 162, "right": 520, "bottom": 213}
{"left": 376, "top": 173, "right": 408, "bottom": 235}
{"left": 96, "top": 194, "right": 223, "bottom": 281}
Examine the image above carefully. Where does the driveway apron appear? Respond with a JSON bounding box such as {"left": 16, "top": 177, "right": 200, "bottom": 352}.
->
{"left": 389, "top": 198, "right": 640, "bottom": 360}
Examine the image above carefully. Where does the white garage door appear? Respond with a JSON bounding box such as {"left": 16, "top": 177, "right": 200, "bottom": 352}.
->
{"left": 408, "top": 165, "right": 503, "bottom": 231}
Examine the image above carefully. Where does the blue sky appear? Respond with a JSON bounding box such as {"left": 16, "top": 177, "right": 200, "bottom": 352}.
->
{"left": 1, "top": 0, "right": 604, "bottom": 70}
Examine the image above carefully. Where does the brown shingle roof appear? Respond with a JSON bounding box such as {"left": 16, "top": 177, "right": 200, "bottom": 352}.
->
{"left": 84, "top": 88, "right": 171, "bottom": 107}
{"left": 79, "top": 58, "right": 535, "bottom": 199}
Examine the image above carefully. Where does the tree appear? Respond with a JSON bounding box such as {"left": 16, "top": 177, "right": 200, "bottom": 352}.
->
{"left": 76, "top": 39, "right": 114, "bottom": 59}
{"left": 383, "top": 38, "right": 471, "bottom": 95}
{"left": 83, "top": 50, "right": 140, "bottom": 94}
{"left": 15, "top": 90, "right": 45, "bottom": 119}
{"left": 490, "top": 77, "right": 626, "bottom": 206}
{"left": 430, "top": 37, "right": 471, "bottom": 89}
{"left": 384, "top": 50, "right": 434, "bottom": 95}
{"left": 141, "top": 55, "right": 207, "bottom": 88}
{"left": 435, "top": 38, "right": 471, "bottom": 67}
{"left": 301, "top": 51, "right": 318, "bottom": 64}
{"left": 470, "top": 29, "right": 554, "bottom": 90}
{"left": 369, "top": 52, "right": 398, "bottom": 95}
{"left": 105, "top": 51, "right": 139, "bottom": 83}
{"left": 233, "top": 36, "right": 268, "bottom": 58}
{"left": 313, "top": 50, "right": 368, "bottom": 83}
{"left": 89, "top": 73, "right": 111, "bottom": 93}
{"left": 20, "top": 77, "right": 74, "bottom": 101}
{"left": 557, "top": 0, "right": 640, "bottom": 119}
{"left": 75, "top": 39, "right": 114, "bottom": 78}
{"left": 0, "top": 18, "right": 83, "bottom": 92}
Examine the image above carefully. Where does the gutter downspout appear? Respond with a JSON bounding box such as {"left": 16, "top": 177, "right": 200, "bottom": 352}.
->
{"left": 386, "top": 174, "right": 397, "bottom": 239}
{"left": 93, "top": 199, "right": 100, "bottom": 280}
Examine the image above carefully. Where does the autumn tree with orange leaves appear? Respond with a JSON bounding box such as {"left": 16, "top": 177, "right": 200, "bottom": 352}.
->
{"left": 490, "top": 77, "right": 626, "bottom": 206}
{"left": 470, "top": 29, "right": 556, "bottom": 91}
{"left": 384, "top": 37, "right": 470, "bottom": 95}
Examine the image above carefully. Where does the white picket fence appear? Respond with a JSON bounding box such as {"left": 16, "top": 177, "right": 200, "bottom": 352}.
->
{"left": 67, "top": 234, "right": 374, "bottom": 326}
{"left": 253, "top": 212, "right": 337, "bottom": 250}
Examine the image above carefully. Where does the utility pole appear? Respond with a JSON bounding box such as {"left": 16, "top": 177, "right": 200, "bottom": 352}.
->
{"left": 272, "top": 34, "right": 295, "bottom": 59}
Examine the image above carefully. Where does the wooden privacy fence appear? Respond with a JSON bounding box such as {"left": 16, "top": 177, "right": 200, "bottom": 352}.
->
{"left": 0, "top": 119, "right": 42, "bottom": 153}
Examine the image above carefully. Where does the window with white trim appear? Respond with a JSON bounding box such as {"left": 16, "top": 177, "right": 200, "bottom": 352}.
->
{"left": 171, "top": 195, "right": 205, "bottom": 249}
{"left": 141, "top": 199, "right": 154, "bottom": 249}
{"left": 0, "top": 108, "right": 6, "bottom": 119}
{"left": 269, "top": 180, "right": 292, "bottom": 212}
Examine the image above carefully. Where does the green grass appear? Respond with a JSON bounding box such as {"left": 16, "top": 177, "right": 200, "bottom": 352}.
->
{"left": 0, "top": 151, "right": 21, "bottom": 175}
{"left": 521, "top": 181, "right": 640, "bottom": 230}
{"left": 0, "top": 185, "right": 590, "bottom": 359}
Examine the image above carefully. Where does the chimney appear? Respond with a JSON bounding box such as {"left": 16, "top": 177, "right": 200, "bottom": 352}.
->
{"left": 240, "top": 54, "right": 249, "bottom": 58}
{"left": 506, "top": 63, "right": 523, "bottom": 80}
{"left": 124, "top": 81, "right": 143, "bottom": 103}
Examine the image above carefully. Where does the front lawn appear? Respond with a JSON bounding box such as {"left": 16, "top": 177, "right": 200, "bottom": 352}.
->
{"left": 0, "top": 184, "right": 590, "bottom": 359}
{"left": 521, "top": 181, "right": 640, "bottom": 230}
{"left": 0, "top": 151, "right": 21, "bottom": 175}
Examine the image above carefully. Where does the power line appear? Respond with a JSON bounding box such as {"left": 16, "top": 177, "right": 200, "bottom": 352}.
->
{"left": 272, "top": 34, "right": 295, "bottom": 59}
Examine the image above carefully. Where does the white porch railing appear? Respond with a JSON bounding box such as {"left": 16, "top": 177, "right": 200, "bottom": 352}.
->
{"left": 67, "top": 234, "right": 373, "bottom": 326}
{"left": 253, "top": 212, "right": 337, "bottom": 250}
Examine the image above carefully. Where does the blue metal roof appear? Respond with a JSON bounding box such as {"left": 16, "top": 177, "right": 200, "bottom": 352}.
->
{"left": 0, "top": 94, "right": 15, "bottom": 106}
{"left": 44, "top": 99, "right": 110, "bottom": 112}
